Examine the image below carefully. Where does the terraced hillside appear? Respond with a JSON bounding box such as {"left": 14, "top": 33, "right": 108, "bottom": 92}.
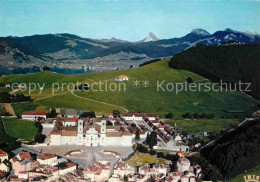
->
{"left": 0, "top": 60, "right": 259, "bottom": 118}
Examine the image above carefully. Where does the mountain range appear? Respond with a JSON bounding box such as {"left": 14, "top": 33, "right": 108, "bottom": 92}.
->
{"left": 0, "top": 28, "right": 259, "bottom": 73}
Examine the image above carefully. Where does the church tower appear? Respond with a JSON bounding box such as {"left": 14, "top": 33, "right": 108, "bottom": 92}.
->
{"left": 100, "top": 115, "right": 106, "bottom": 145}
{"left": 77, "top": 118, "right": 84, "bottom": 145}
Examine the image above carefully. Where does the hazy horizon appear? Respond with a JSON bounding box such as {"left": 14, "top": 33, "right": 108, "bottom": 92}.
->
{"left": 0, "top": 0, "right": 259, "bottom": 41}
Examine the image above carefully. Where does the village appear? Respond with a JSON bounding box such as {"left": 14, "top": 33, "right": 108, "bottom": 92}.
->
{"left": 0, "top": 108, "right": 206, "bottom": 182}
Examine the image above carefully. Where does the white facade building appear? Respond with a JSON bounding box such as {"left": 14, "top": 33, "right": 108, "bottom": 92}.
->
{"left": 22, "top": 111, "right": 46, "bottom": 121}
{"left": 37, "top": 153, "right": 57, "bottom": 166}
{"left": 121, "top": 113, "right": 158, "bottom": 121}
{"left": 177, "top": 157, "right": 191, "bottom": 172}
{"left": 113, "top": 161, "right": 135, "bottom": 178}
{"left": 50, "top": 116, "right": 133, "bottom": 146}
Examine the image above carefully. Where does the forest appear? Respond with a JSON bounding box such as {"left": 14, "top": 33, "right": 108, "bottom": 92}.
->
{"left": 169, "top": 44, "right": 260, "bottom": 100}
{"left": 200, "top": 118, "right": 260, "bottom": 179}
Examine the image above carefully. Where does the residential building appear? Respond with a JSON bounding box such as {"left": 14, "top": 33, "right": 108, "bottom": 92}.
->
{"left": 113, "top": 160, "right": 135, "bottom": 178}
{"left": 177, "top": 157, "right": 191, "bottom": 172}
{"left": 22, "top": 111, "right": 46, "bottom": 121}
{"left": 84, "top": 161, "right": 110, "bottom": 182}
{"left": 13, "top": 159, "right": 39, "bottom": 175}
{"left": 121, "top": 113, "right": 159, "bottom": 121}
{"left": 37, "top": 153, "right": 57, "bottom": 166}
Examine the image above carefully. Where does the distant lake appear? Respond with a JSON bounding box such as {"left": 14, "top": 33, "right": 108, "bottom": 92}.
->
{"left": 0, "top": 67, "right": 95, "bottom": 76}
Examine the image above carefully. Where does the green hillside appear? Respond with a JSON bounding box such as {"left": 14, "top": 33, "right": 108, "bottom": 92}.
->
{"left": 4, "top": 118, "right": 38, "bottom": 141}
{"left": 0, "top": 59, "right": 259, "bottom": 118}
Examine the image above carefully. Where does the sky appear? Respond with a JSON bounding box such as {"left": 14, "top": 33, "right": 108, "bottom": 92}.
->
{"left": 0, "top": 0, "right": 259, "bottom": 41}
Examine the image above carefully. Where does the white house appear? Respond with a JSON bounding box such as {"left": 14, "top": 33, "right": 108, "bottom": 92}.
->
{"left": 121, "top": 113, "right": 144, "bottom": 121}
{"left": 115, "top": 75, "right": 129, "bottom": 82}
{"left": 174, "top": 134, "right": 182, "bottom": 142}
{"left": 58, "top": 117, "right": 78, "bottom": 127}
{"left": 121, "top": 113, "right": 158, "bottom": 121}
{"left": 0, "top": 161, "right": 10, "bottom": 172}
{"left": 177, "top": 157, "right": 191, "bottom": 172}
{"left": 59, "top": 162, "right": 77, "bottom": 175}
{"left": 84, "top": 161, "right": 110, "bottom": 182}
{"left": 37, "top": 153, "right": 57, "bottom": 166}
{"left": 113, "top": 160, "right": 135, "bottom": 178}
{"left": 22, "top": 111, "right": 47, "bottom": 121}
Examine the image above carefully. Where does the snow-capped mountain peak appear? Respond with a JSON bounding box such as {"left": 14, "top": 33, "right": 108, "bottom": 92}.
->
{"left": 191, "top": 28, "right": 210, "bottom": 36}
{"left": 141, "top": 32, "right": 159, "bottom": 42}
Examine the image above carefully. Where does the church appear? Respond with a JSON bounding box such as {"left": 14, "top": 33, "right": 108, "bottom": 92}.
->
{"left": 49, "top": 116, "right": 133, "bottom": 147}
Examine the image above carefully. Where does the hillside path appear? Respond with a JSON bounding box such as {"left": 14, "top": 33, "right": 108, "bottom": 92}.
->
{"left": 70, "top": 91, "right": 129, "bottom": 112}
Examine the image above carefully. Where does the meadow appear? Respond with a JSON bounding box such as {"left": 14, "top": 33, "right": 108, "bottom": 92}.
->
{"left": 126, "top": 152, "right": 166, "bottom": 166}
{"left": 166, "top": 119, "right": 240, "bottom": 135}
{"left": 0, "top": 59, "right": 259, "bottom": 118}
{"left": 3, "top": 118, "right": 38, "bottom": 141}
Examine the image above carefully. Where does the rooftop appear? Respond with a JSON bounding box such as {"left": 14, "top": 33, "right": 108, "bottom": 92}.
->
{"left": 0, "top": 149, "right": 8, "bottom": 157}
{"left": 37, "top": 153, "right": 56, "bottom": 160}
{"left": 22, "top": 111, "right": 47, "bottom": 115}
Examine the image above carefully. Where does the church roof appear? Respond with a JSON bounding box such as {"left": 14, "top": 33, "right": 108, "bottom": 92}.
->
{"left": 61, "top": 130, "right": 77, "bottom": 136}
{"left": 106, "top": 131, "right": 123, "bottom": 137}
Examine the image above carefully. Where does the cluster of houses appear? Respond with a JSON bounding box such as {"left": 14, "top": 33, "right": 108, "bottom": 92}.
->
{"left": 0, "top": 109, "right": 203, "bottom": 181}
{"left": 0, "top": 146, "right": 204, "bottom": 182}
{"left": 0, "top": 149, "right": 78, "bottom": 181}
{"left": 121, "top": 113, "right": 189, "bottom": 152}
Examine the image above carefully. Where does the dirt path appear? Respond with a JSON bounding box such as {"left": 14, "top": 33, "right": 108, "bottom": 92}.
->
{"left": 71, "top": 91, "right": 129, "bottom": 112}
{"left": 2, "top": 103, "right": 16, "bottom": 116}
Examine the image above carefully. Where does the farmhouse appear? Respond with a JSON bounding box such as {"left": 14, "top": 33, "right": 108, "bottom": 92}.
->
{"left": 22, "top": 111, "right": 47, "bottom": 121}
{"left": 115, "top": 75, "right": 129, "bottom": 81}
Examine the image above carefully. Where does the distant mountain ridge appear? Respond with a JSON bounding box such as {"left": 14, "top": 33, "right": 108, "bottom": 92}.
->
{"left": 0, "top": 28, "right": 259, "bottom": 73}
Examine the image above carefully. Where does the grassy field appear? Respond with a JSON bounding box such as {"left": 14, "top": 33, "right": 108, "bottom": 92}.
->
{"left": 3, "top": 118, "right": 38, "bottom": 141}
{"left": 0, "top": 118, "right": 21, "bottom": 152}
{"left": 230, "top": 165, "right": 260, "bottom": 182}
{"left": 126, "top": 152, "right": 166, "bottom": 166}
{"left": 166, "top": 119, "right": 240, "bottom": 135}
{"left": 0, "top": 60, "right": 259, "bottom": 118}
